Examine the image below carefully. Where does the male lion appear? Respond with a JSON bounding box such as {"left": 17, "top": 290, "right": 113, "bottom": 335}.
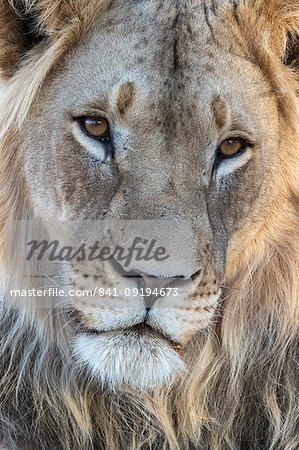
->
{"left": 0, "top": 1, "right": 298, "bottom": 449}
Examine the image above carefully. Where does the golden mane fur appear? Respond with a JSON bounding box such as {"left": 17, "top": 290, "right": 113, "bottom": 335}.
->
{"left": 0, "top": 1, "right": 298, "bottom": 449}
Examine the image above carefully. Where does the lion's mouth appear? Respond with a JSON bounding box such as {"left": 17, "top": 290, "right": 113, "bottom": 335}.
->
{"left": 68, "top": 308, "right": 184, "bottom": 357}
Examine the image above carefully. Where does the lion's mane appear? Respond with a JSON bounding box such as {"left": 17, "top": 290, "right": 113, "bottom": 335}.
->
{"left": 0, "top": 1, "right": 298, "bottom": 449}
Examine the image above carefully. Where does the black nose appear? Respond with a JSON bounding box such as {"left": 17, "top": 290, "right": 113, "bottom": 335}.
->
{"left": 140, "top": 273, "right": 176, "bottom": 309}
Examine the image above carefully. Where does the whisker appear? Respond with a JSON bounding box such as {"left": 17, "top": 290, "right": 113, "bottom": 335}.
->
{"left": 219, "top": 284, "right": 244, "bottom": 291}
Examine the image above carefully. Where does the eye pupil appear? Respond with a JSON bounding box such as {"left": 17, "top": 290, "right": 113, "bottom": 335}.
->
{"left": 81, "top": 116, "right": 110, "bottom": 140}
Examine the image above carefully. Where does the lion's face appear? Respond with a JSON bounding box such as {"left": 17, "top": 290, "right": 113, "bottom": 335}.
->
{"left": 21, "top": 1, "right": 280, "bottom": 390}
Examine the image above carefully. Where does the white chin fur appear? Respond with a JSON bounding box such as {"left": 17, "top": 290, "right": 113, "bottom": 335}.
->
{"left": 73, "top": 330, "right": 186, "bottom": 391}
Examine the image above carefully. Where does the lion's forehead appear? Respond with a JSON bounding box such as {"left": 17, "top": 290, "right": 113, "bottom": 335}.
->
{"left": 50, "top": 0, "right": 271, "bottom": 131}
{"left": 70, "top": 4, "right": 241, "bottom": 78}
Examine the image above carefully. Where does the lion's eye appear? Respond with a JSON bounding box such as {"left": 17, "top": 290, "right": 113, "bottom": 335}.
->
{"left": 218, "top": 137, "right": 245, "bottom": 157}
{"left": 80, "top": 117, "right": 110, "bottom": 142}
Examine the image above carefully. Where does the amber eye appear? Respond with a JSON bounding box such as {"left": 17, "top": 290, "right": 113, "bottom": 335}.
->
{"left": 218, "top": 137, "right": 245, "bottom": 157}
{"left": 80, "top": 117, "right": 110, "bottom": 142}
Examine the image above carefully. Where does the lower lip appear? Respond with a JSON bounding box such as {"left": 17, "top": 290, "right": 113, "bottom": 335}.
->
{"left": 69, "top": 307, "right": 185, "bottom": 358}
{"left": 75, "top": 320, "right": 184, "bottom": 358}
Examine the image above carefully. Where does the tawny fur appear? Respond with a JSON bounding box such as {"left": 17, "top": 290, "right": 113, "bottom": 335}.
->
{"left": 0, "top": 1, "right": 298, "bottom": 449}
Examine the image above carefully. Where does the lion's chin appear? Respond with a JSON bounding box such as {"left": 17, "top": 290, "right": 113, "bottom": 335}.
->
{"left": 73, "top": 328, "right": 187, "bottom": 392}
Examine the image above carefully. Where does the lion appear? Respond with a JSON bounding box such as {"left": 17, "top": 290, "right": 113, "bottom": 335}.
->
{"left": 0, "top": 0, "right": 298, "bottom": 449}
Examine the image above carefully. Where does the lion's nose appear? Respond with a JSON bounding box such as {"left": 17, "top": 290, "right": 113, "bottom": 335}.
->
{"left": 140, "top": 273, "right": 176, "bottom": 309}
